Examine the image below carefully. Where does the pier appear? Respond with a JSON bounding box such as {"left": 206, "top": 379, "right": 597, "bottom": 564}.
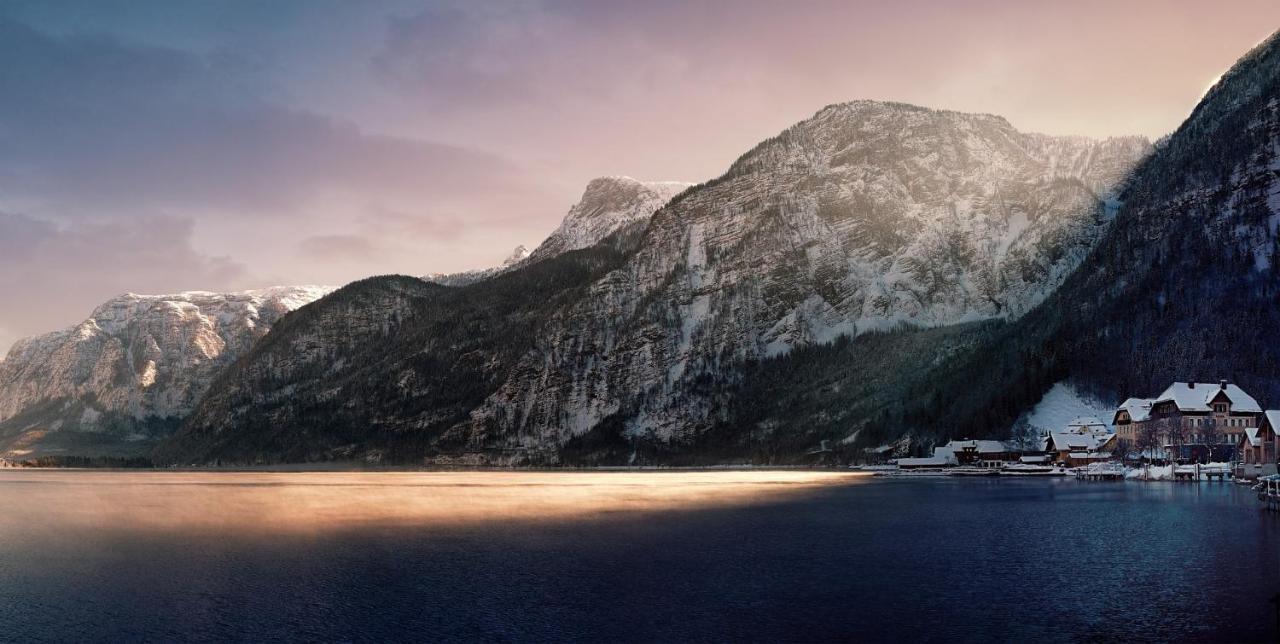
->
{"left": 1173, "top": 464, "right": 1231, "bottom": 481}
{"left": 1258, "top": 476, "right": 1280, "bottom": 511}
{"left": 1075, "top": 462, "right": 1125, "bottom": 481}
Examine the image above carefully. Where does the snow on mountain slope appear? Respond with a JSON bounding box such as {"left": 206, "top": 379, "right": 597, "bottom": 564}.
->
{"left": 1015, "top": 382, "right": 1114, "bottom": 436}
{"left": 0, "top": 285, "right": 331, "bottom": 454}
{"left": 464, "top": 101, "right": 1151, "bottom": 449}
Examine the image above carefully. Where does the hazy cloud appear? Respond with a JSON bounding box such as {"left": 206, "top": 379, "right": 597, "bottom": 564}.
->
{"left": 297, "top": 234, "right": 380, "bottom": 262}
{"left": 0, "top": 212, "right": 249, "bottom": 352}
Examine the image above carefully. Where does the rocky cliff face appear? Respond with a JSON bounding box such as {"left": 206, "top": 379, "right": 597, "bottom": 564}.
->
{"left": 462, "top": 102, "right": 1150, "bottom": 450}
{"left": 164, "top": 100, "right": 1149, "bottom": 465}
{"left": 0, "top": 285, "right": 330, "bottom": 456}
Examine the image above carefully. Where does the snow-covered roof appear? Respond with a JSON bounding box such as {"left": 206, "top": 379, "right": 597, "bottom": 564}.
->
{"left": 1045, "top": 432, "right": 1115, "bottom": 452}
{"left": 1067, "top": 416, "right": 1107, "bottom": 429}
{"left": 1242, "top": 426, "right": 1262, "bottom": 447}
{"left": 897, "top": 445, "right": 959, "bottom": 467}
{"left": 1154, "top": 382, "right": 1261, "bottom": 413}
{"left": 1264, "top": 410, "right": 1280, "bottom": 432}
{"left": 944, "top": 439, "right": 1009, "bottom": 454}
{"left": 1114, "top": 398, "right": 1153, "bottom": 423}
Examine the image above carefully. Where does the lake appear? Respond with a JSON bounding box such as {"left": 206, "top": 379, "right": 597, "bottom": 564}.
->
{"left": 1, "top": 470, "right": 1277, "bottom": 642}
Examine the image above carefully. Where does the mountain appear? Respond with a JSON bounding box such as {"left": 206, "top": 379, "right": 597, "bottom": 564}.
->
{"left": 426, "top": 177, "right": 691, "bottom": 287}
{"left": 460, "top": 102, "right": 1149, "bottom": 456}
{"left": 159, "top": 100, "right": 1148, "bottom": 465}
{"left": 425, "top": 245, "right": 531, "bottom": 287}
{"left": 527, "top": 176, "right": 693, "bottom": 262}
{"left": 157, "top": 243, "right": 639, "bottom": 465}
{"left": 857, "top": 28, "right": 1280, "bottom": 446}
{"left": 0, "top": 286, "right": 331, "bottom": 458}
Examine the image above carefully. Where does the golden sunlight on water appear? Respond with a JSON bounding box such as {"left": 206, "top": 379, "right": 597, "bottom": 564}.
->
{"left": 0, "top": 470, "right": 869, "bottom": 537}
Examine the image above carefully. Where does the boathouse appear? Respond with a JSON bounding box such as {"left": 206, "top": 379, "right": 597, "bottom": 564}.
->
{"left": 1237, "top": 410, "right": 1280, "bottom": 479}
{"left": 1044, "top": 431, "right": 1116, "bottom": 467}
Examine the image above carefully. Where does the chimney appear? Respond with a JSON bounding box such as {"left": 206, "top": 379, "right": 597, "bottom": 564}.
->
{"left": 1188, "top": 382, "right": 1195, "bottom": 389}
{"left": 1220, "top": 379, "right": 1228, "bottom": 390}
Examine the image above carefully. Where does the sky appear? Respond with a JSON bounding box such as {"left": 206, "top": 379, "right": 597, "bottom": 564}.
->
{"left": 1, "top": 0, "right": 1279, "bottom": 354}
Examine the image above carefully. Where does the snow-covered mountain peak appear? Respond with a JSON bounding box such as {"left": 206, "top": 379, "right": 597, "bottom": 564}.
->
{"left": 427, "top": 176, "right": 692, "bottom": 286}
{"left": 527, "top": 175, "right": 694, "bottom": 262}
{"left": 503, "top": 245, "right": 531, "bottom": 267}
{"left": 0, "top": 284, "right": 333, "bottom": 455}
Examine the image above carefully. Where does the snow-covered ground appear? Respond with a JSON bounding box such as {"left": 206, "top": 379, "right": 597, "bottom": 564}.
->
{"left": 1015, "top": 382, "right": 1114, "bottom": 435}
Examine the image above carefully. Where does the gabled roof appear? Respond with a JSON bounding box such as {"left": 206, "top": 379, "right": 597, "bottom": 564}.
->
{"left": 1114, "top": 398, "right": 1153, "bottom": 423}
{"left": 1066, "top": 416, "right": 1110, "bottom": 434}
{"left": 1154, "top": 382, "right": 1261, "bottom": 413}
{"left": 1045, "top": 432, "right": 1112, "bottom": 452}
{"left": 1242, "top": 426, "right": 1262, "bottom": 447}
{"left": 1264, "top": 410, "right": 1280, "bottom": 433}
{"left": 944, "top": 439, "right": 1009, "bottom": 454}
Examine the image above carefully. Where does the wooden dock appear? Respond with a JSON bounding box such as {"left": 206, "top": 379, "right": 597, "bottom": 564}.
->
{"left": 1257, "top": 476, "right": 1280, "bottom": 511}
{"left": 1076, "top": 462, "right": 1125, "bottom": 481}
{"left": 1173, "top": 464, "right": 1231, "bottom": 481}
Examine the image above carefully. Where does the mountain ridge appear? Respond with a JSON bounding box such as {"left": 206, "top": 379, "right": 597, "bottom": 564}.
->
{"left": 160, "top": 99, "right": 1151, "bottom": 465}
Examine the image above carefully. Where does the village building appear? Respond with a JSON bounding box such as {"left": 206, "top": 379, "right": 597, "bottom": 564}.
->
{"left": 1113, "top": 398, "right": 1153, "bottom": 443}
{"left": 1043, "top": 431, "right": 1117, "bottom": 467}
{"left": 895, "top": 445, "right": 957, "bottom": 470}
{"left": 943, "top": 440, "right": 1015, "bottom": 468}
{"left": 1237, "top": 410, "right": 1280, "bottom": 479}
{"left": 1112, "top": 381, "right": 1261, "bottom": 463}
{"left": 1065, "top": 416, "right": 1110, "bottom": 437}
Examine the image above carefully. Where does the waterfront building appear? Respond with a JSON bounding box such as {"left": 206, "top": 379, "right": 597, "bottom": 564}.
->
{"left": 1112, "top": 381, "right": 1261, "bottom": 463}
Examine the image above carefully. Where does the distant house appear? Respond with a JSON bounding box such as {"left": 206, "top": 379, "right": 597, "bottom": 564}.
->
{"left": 1238, "top": 410, "right": 1280, "bottom": 478}
{"left": 1044, "top": 431, "right": 1117, "bottom": 467}
{"left": 943, "top": 440, "right": 1014, "bottom": 468}
{"left": 1113, "top": 398, "right": 1153, "bottom": 444}
{"left": 1065, "top": 416, "right": 1110, "bottom": 437}
{"left": 896, "top": 446, "right": 957, "bottom": 470}
{"left": 1112, "top": 381, "right": 1261, "bottom": 463}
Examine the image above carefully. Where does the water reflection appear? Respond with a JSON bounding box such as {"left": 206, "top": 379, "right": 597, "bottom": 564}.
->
{"left": 0, "top": 470, "right": 868, "bottom": 536}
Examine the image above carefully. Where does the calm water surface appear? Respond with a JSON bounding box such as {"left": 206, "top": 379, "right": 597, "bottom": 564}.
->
{"left": 0, "top": 471, "right": 1277, "bottom": 643}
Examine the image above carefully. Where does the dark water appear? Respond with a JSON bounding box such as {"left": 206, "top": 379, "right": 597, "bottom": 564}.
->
{"left": 1, "top": 472, "right": 1278, "bottom": 643}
